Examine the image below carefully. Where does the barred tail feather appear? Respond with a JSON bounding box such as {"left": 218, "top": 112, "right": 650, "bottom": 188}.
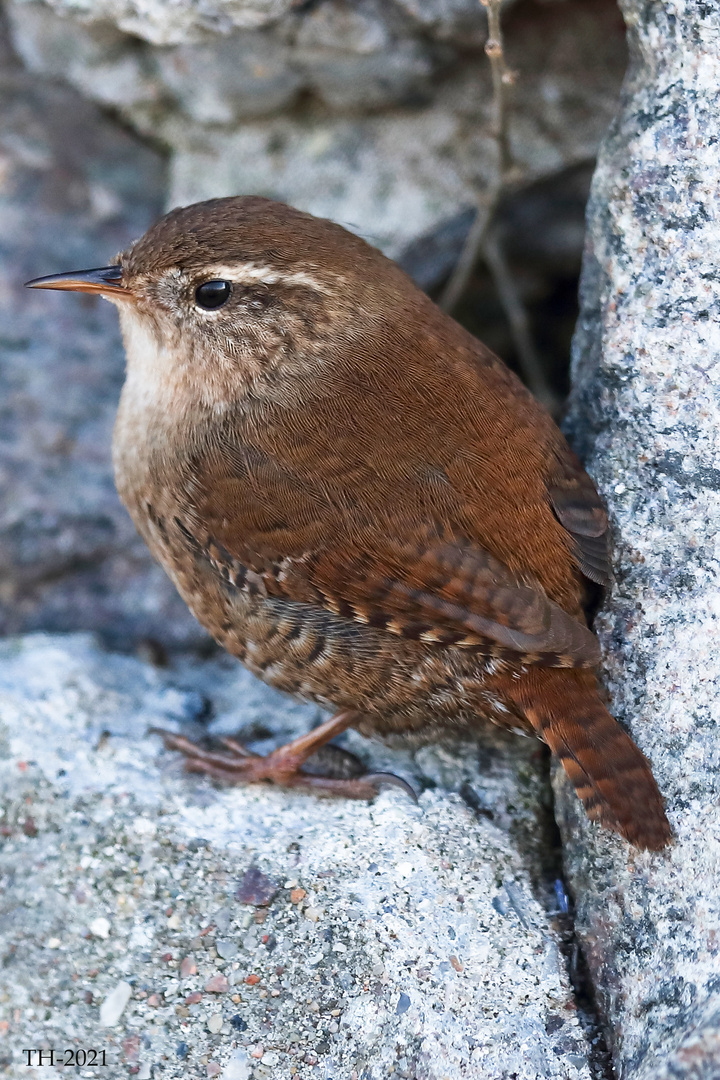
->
{"left": 508, "top": 668, "right": 671, "bottom": 851}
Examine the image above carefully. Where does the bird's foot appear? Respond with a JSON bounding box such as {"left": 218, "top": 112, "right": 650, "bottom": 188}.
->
{"left": 150, "top": 710, "right": 416, "bottom": 801}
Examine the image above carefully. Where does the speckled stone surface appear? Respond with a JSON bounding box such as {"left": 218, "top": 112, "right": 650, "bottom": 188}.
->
{"left": 564, "top": 1, "right": 720, "bottom": 1077}
{"left": 0, "top": 634, "right": 592, "bottom": 1079}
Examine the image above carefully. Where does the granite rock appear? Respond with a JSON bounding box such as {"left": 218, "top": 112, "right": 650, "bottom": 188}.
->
{"left": 0, "top": 633, "right": 593, "bottom": 1079}
{"left": 0, "top": 41, "right": 205, "bottom": 649}
{"left": 564, "top": 1, "right": 720, "bottom": 1077}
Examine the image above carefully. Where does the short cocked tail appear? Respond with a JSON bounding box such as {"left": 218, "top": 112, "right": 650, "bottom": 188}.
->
{"left": 507, "top": 668, "right": 672, "bottom": 851}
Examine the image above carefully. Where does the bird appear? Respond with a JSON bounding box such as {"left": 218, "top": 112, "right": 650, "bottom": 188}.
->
{"left": 25, "top": 195, "right": 671, "bottom": 850}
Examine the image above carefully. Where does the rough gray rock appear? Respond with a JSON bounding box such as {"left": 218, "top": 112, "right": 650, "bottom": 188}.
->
{"left": 7, "top": 0, "right": 297, "bottom": 46}
{"left": 0, "top": 633, "right": 592, "bottom": 1079}
{"left": 393, "top": 0, "right": 490, "bottom": 44}
{"left": 564, "top": 1, "right": 720, "bottom": 1077}
{"left": 154, "top": 33, "right": 304, "bottom": 123}
{"left": 0, "top": 40, "right": 205, "bottom": 649}
{"left": 6, "top": 0, "right": 626, "bottom": 267}
{"left": 7, "top": 0, "right": 488, "bottom": 48}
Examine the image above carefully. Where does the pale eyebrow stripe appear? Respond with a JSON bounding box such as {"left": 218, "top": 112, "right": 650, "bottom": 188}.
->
{"left": 200, "top": 263, "right": 331, "bottom": 293}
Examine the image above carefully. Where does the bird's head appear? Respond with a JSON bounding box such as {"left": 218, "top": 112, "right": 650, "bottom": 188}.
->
{"left": 25, "top": 196, "right": 409, "bottom": 410}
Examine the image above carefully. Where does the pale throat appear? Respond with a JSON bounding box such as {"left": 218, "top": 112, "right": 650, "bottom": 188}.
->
{"left": 115, "top": 303, "right": 233, "bottom": 419}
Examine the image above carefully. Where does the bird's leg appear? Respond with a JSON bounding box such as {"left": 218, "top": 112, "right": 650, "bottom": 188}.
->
{"left": 150, "top": 711, "right": 416, "bottom": 801}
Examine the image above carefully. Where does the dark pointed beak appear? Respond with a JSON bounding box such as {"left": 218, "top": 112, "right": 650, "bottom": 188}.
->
{"left": 24, "top": 265, "right": 133, "bottom": 299}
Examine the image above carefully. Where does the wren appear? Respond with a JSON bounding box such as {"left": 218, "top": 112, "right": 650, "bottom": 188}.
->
{"left": 26, "top": 196, "right": 671, "bottom": 850}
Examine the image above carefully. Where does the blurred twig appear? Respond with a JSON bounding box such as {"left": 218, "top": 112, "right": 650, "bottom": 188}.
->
{"left": 440, "top": 0, "right": 556, "bottom": 410}
{"left": 438, "top": 179, "right": 502, "bottom": 315}
{"left": 485, "top": 0, "right": 513, "bottom": 179}
{"left": 440, "top": 0, "right": 516, "bottom": 313}
{"left": 482, "top": 230, "right": 559, "bottom": 414}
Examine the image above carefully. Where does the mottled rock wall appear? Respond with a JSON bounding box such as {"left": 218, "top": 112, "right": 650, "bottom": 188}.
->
{"left": 564, "top": 1, "right": 720, "bottom": 1076}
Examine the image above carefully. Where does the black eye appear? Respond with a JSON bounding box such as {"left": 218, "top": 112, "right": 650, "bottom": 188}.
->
{"left": 195, "top": 279, "right": 231, "bottom": 310}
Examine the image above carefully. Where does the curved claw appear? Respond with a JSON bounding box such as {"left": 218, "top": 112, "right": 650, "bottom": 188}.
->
{"left": 362, "top": 772, "right": 419, "bottom": 804}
